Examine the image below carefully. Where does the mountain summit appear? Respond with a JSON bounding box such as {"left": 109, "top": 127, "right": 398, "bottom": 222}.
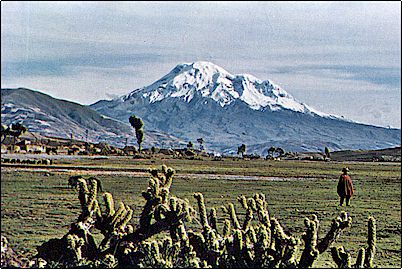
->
{"left": 90, "top": 61, "right": 400, "bottom": 154}
{"left": 121, "top": 61, "right": 333, "bottom": 117}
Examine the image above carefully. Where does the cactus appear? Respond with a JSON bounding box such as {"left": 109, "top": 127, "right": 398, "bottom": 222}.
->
{"left": 103, "top": 192, "right": 115, "bottom": 217}
{"left": 194, "top": 193, "right": 209, "bottom": 229}
{"left": 355, "top": 248, "right": 365, "bottom": 268}
{"left": 330, "top": 216, "right": 377, "bottom": 268}
{"left": 209, "top": 208, "right": 218, "bottom": 232}
{"left": 187, "top": 193, "right": 357, "bottom": 268}
{"left": 35, "top": 176, "right": 133, "bottom": 266}
{"left": 331, "top": 246, "right": 351, "bottom": 268}
{"left": 364, "top": 217, "right": 376, "bottom": 268}
{"left": 66, "top": 234, "right": 84, "bottom": 261}
{"left": 30, "top": 165, "right": 377, "bottom": 268}
{"left": 299, "top": 215, "right": 320, "bottom": 268}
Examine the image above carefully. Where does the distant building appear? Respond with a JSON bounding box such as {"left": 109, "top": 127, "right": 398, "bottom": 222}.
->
{"left": 123, "top": 146, "right": 137, "bottom": 155}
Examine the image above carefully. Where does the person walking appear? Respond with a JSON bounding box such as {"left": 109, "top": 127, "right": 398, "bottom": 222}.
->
{"left": 337, "top": 167, "right": 354, "bottom": 206}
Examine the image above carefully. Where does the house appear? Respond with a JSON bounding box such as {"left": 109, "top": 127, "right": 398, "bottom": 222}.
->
{"left": 68, "top": 145, "right": 82, "bottom": 155}
{"left": 15, "top": 140, "right": 31, "bottom": 152}
{"left": 123, "top": 146, "right": 137, "bottom": 155}
{"left": 159, "top": 148, "right": 175, "bottom": 155}
{"left": 1, "top": 144, "right": 8, "bottom": 154}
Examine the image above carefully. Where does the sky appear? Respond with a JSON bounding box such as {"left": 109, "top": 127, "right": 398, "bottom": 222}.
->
{"left": 1, "top": 1, "right": 401, "bottom": 128}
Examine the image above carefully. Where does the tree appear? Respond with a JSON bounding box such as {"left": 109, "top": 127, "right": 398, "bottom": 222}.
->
{"left": 1, "top": 124, "right": 9, "bottom": 143}
{"left": 197, "top": 138, "right": 204, "bottom": 151}
{"left": 325, "top": 147, "right": 331, "bottom": 158}
{"left": 267, "top": 146, "right": 276, "bottom": 158}
{"left": 2, "top": 123, "right": 27, "bottom": 151}
{"left": 11, "top": 122, "right": 27, "bottom": 139}
{"left": 129, "top": 115, "right": 144, "bottom": 151}
{"left": 237, "top": 144, "right": 246, "bottom": 158}
{"left": 275, "top": 147, "right": 285, "bottom": 157}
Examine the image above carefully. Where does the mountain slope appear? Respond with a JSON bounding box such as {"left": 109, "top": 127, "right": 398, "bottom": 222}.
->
{"left": 1, "top": 88, "right": 184, "bottom": 148}
{"left": 91, "top": 61, "right": 401, "bottom": 154}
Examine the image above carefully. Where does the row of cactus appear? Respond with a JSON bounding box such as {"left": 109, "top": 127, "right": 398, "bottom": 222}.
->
{"left": 12, "top": 165, "right": 376, "bottom": 268}
{"left": 184, "top": 192, "right": 356, "bottom": 268}
{"left": 1, "top": 158, "right": 52, "bottom": 165}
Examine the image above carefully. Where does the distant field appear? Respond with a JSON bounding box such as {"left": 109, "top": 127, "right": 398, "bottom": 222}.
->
{"left": 330, "top": 147, "right": 401, "bottom": 162}
{"left": 1, "top": 156, "right": 401, "bottom": 268}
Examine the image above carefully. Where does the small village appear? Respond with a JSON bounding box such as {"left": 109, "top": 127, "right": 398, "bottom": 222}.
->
{"left": 2, "top": 129, "right": 400, "bottom": 165}
{"left": 0, "top": 131, "right": 211, "bottom": 158}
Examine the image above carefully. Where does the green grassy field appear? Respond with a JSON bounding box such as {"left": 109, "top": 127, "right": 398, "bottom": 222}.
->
{"left": 1, "top": 156, "right": 401, "bottom": 267}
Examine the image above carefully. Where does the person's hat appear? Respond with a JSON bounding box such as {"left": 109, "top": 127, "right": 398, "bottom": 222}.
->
{"left": 342, "top": 167, "right": 349, "bottom": 173}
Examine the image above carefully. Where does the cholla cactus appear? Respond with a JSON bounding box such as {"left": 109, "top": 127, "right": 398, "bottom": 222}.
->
{"left": 103, "top": 192, "right": 115, "bottom": 217}
{"left": 95, "top": 194, "right": 134, "bottom": 254}
{"left": 364, "top": 217, "right": 376, "bottom": 268}
{"left": 226, "top": 203, "right": 241, "bottom": 230}
{"left": 209, "top": 208, "right": 218, "bottom": 231}
{"left": 331, "top": 216, "right": 377, "bottom": 268}
{"left": 189, "top": 193, "right": 355, "bottom": 268}
{"left": 1, "top": 235, "right": 24, "bottom": 268}
{"left": 28, "top": 258, "right": 47, "bottom": 268}
{"left": 222, "top": 220, "right": 231, "bottom": 238}
{"left": 33, "top": 166, "right": 377, "bottom": 269}
{"left": 66, "top": 234, "right": 84, "bottom": 261}
{"left": 299, "top": 215, "right": 320, "bottom": 267}
{"left": 36, "top": 176, "right": 133, "bottom": 266}
{"left": 118, "top": 165, "right": 197, "bottom": 267}
{"left": 331, "top": 246, "right": 352, "bottom": 268}
{"left": 139, "top": 165, "right": 179, "bottom": 229}
{"left": 355, "top": 248, "right": 365, "bottom": 268}
{"left": 138, "top": 234, "right": 201, "bottom": 268}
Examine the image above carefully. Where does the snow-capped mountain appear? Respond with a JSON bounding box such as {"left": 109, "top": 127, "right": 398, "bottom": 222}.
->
{"left": 91, "top": 61, "right": 400, "bottom": 154}
{"left": 121, "top": 61, "right": 335, "bottom": 117}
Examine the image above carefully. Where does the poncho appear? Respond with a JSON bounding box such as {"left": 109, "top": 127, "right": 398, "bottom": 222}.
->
{"left": 337, "top": 174, "right": 354, "bottom": 197}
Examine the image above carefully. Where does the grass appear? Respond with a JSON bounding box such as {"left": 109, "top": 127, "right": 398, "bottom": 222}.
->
{"left": 1, "top": 156, "right": 401, "bottom": 267}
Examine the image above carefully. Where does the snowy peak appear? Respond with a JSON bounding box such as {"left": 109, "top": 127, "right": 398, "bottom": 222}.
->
{"left": 123, "top": 61, "right": 238, "bottom": 106}
{"left": 121, "top": 61, "right": 334, "bottom": 117}
{"left": 88, "top": 62, "right": 400, "bottom": 153}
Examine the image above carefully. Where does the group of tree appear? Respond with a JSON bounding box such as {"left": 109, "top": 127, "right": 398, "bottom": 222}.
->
{"left": 196, "top": 138, "right": 204, "bottom": 151}
{"left": 1, "top": 122, "right": 28, "bottom": 151}
{"left": 267, "top": 146, "right": 285, "bottom": 158}
{"left": 237, "top": 144, "right": 288, "bottom": 159}
{"left": 187, "top": 138, "right": 205, "bottom": 151}
{"left": 235, "top": 145, "right": 334, "bottom": 160}
{"left": 129, "top": 116, "right": 206, "bottom": 155}
{"left": 2, "top": 118, "right": 333, "bottom": 162}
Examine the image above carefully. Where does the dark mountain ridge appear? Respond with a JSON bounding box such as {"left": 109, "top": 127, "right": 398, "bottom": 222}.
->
{"left": 1, "top": 88, "right": 184, "bottom": 148}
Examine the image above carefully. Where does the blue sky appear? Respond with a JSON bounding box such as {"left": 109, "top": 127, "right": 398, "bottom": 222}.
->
{"left": 1, "top": 1, "right": 401, "bottom": 128}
